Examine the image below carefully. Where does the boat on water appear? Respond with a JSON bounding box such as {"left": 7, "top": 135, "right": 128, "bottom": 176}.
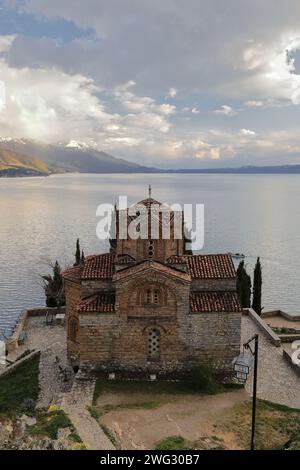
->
{"left": 228, "top": 252, "right": 245, "bottom": 259}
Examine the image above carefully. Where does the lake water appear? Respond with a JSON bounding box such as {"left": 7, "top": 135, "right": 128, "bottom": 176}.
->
{"left": 0, "top": 173, "right": 299, "bottom": 335}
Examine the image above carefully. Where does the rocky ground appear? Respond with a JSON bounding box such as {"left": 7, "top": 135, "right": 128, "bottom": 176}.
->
{"left": 0, "top": 414, "right": 84, "bottom": 450}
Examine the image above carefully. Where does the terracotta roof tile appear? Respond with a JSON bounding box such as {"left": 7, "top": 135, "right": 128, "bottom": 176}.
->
{"left": 78, "top": 293, "right": 115, "bottom": 313}
{"left": 137, "top": 197, "right": 163, "bottom": 208}
{"left": 190, "top": 291, "right": 242, "bottom": 313}
{"left": 167, "top": 254, "right": 236, "bottom": 279}
{"left": 62, "top": 265, "right": 83, "bottom": 283}
{"left": 82, "top": 254, "right": 115, "bottom": 280}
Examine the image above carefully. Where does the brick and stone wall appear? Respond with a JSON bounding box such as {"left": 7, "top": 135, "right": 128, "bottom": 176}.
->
{"left": 191, "top": 278, "right": 236, "bottom": 291}
{"left": 81, "top": 279, "right": 113, "bottom": 297}
{"left": 78, "top": 267, "right": 241, "bottom": 376}
{"left": 65, "top": 279, "right": 82, "bottom": 363}
{"left": 188, "top": 312, "right": 241, "bottom": 370}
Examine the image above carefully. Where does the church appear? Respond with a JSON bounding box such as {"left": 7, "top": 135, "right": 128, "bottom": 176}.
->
{"left": 63, "top": 192, "right": 242, "bottom": 378}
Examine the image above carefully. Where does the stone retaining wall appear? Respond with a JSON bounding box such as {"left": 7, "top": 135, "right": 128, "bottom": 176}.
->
{"left": 282, "top": 350, "right": 300, "bottom": 378}
{"left": 0, "top": 350, "right": 40, "bottom": 379}
{"left": 261, "top": 310, "right": 300, "bottom": 321}
{"left": 279, "top": 334, "right": 300, "bottom": 343}
{"left": 245, "top": 308, "right": 281, "bottom": 347}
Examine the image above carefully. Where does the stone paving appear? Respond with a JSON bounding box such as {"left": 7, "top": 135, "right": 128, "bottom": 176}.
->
{"left": 242, "top": 314, "right": 300, "bottom": 409}
{"left": 61, "top": 377, "right": 115, "bottom": 450}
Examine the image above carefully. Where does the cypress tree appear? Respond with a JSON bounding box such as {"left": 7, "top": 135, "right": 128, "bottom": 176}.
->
{"left": 81, "top": 250, "right": 85, "bottom": 264}
{"left": 252, "top": 257, "right": 262, "bottom": 314}
{"left": 75, "top": 238, "right": 81, "bottom": 266}
{"left": 236, "top": 260, "right": 252, "bottom": 308}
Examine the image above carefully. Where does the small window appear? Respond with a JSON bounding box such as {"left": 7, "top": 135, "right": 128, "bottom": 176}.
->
{"left": 146, "top": 290, "right": 151, "bottom": 304}
{"left": 148, "top": 240, "right": 154, "bottom": 258}
{"left": 145, "top": 288, "right": 161, "bottom": 305}
{"left": 69, "top": 317, "right": 79, "bottom": 342}
{"left": 148, "top": 328, "right": 160, "bottom": 360}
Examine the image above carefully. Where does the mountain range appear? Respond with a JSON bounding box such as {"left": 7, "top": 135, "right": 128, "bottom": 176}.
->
{"left": 1, "top": 138, "right": 300, "bottom": 176}
{"left": 0, "top": 138, "right": 153, "bottom": 177}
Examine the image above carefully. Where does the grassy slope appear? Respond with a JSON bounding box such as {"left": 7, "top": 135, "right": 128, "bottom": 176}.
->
{"left": 0, "top": 149, "right": 49, "bottom": 173}
{"left": 0, "top": 355, "right": 40, "bottom": 415}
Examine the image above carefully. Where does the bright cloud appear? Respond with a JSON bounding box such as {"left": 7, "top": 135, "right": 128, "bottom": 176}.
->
{"left": 239, "top": 128, "right": 256, "bottom": 136}
{"left": 244, "top": 100, "right": 264, "bottom": 108}
{"left": 167, "top": 87, "right": 177, "bottom": 98}
{"left": 213, "top": 105, "right": 237, "bottom": 116}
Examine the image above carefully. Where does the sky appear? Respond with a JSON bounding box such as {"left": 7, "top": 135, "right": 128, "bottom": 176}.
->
{"left": 1, "top": 1, "right": 300, "bottom": 168}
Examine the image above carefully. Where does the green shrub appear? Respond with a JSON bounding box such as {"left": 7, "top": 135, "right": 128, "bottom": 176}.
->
{"left": 188, "top": 363, "right": 219, "bottom": 393}
{"left": 155, "top": 435, "right": 191, "bottom": 450}
{"left": 28, "top": 410, "right": 72, "bottom": 439}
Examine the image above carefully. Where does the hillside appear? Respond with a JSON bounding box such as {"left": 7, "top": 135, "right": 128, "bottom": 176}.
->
{"left": 0, "top": 148, "right": 50, "bottom": 177}
{"left": 0, "top": 139, "right": 154, "bottom": 175}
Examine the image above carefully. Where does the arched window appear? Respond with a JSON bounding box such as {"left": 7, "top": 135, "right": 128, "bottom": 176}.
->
{"left": 69, "top": 317, "right": 79, "bottom": 342}
{"left": 148, "top": 328, "right": 160, "bottom": 360}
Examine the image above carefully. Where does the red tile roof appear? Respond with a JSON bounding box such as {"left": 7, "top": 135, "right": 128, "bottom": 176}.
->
{"left": 167, "top": 254, "right": 236, "bottom": 279}
{"left": 62, "top": 265, "right": 83, "bottom": 284}
{"left": 82, "top": 254, "right": 115, "bottom": 280}
{"left": 137, "top": 197, "right": 163, "bottom": 208}
{"left": 78, "top": 293, "right": 115, "bottom": 313}
{"left": 190, "top": 291, "right": 242, "bottom": 313}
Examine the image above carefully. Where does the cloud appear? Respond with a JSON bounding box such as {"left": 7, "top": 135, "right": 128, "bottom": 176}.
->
{"left": 0, "top": 35, "right": 16, "bottom": 54}
{"left": 239, "top": 128, "right": 256, "bottom": 136}
{"left": 244, "top": 100, "right": 264, "bottom": 108}
{"left": 2, "top": 2, "right": 300, "bottom": 167}
{"left": 213, "top": 105, "right": 237, "bottom": 116}
{"left": 167, "top": 87, "right": 177, "bottom": 98}
{"left": 0, "top": 55, "right": 114, "bottom": 141}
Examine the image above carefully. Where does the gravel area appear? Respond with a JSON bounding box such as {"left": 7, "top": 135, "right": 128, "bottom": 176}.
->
{"left": 242, "top": 314, "right": 300, "bottom": 409}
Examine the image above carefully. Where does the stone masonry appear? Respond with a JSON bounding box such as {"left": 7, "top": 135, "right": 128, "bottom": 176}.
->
{"left": 63, "top": 195, "right": 242, "bottom": 377}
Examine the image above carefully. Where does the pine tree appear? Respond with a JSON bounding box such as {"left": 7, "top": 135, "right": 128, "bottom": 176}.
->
{"left": 236, "top": 260, "right": 252, "bottom": 308}
{"left": 75, "top": 238, "right": 81, "bottom": 266}
{"left": 252, "top": 257, "right": 262, "bottom": 315}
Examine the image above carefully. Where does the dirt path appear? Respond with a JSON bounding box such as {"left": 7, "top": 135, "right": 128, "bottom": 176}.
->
{"left": 98, "top": 389, "right": 249, "bottom": 450}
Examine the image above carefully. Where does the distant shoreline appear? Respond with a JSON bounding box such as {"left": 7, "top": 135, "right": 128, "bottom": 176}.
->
{"left": 2, "top": 165, "right": 300, "bottom": 177}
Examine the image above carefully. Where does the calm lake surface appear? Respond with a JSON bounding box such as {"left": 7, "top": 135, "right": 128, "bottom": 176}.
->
{"left": 0, "top": 173, "right": 299, "bottom": 335}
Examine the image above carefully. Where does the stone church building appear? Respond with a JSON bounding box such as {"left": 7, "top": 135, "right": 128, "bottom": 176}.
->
{"left": 63, "top": 194, "right": 242, "bottom": 378}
